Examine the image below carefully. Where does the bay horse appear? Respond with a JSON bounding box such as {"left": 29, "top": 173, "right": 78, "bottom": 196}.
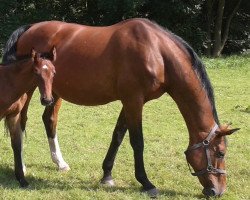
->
{"left": 0, "top": 48, "right": 56, "bottom": 187}
{"left": 3, "top": 18, "right": 239, "bottom": 197}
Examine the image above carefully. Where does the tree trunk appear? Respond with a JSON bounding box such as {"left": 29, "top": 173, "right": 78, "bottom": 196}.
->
{"left": 205, "top": 0, "right": 213, "bottom": 57}
{"left": 211, "top": 0, "right": 242, "bottom": 57}
{"left": 212, "top": 0, "right": 225, "bottom": 57}
{"left": 220, "top": 0, "right": 242, "bottom": 51}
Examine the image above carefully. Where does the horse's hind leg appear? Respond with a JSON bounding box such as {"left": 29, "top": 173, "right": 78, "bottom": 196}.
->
{"left": 6, "top": 113, "right": 29, "bottom": 187}
{"left": 42, "top": 94, "right": 70, "bottom": 171}
{"left": 101, "top": 108, "right": 127, "bottom": 186}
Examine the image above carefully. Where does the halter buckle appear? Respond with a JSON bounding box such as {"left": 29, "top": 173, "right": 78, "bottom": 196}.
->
{"left": 203, "top": 139, "right": 209, "bottom": 146}
{"left": 207, "top": 165, "right": 213, "bottom": 172}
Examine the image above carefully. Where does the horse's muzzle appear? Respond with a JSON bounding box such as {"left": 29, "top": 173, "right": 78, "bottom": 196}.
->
{"left": 41, "top": 97, "right": 54, "bottom": 106}
{"left": 202, "top": 187, "right": 225, "bottom": 197}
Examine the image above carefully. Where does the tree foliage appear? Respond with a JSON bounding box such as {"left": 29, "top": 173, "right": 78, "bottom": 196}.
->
{"left": 0, "top": 0, "right": 249, "bottom": 57}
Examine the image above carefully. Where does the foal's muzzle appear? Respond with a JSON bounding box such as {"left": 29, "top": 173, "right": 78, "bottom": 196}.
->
{"left": 41, "top": 97, "right": 54, "bottom": 106}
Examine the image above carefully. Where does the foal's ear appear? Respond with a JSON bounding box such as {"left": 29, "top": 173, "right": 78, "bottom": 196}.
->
{"left": 216, "top": 124, "right": 240, "bottom": 137}
{"left": 50, "top": 46, "right": 57, "bottom": 61}
{"left": 31, "top": 48, "right": 39, "bottom": 63}
{"left": 31, "top": 48, "right": 36, "bottom": 59}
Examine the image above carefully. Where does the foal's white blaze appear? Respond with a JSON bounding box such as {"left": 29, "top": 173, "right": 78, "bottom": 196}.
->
{"left": 48, "top": 134, "right": 70, "bottom": 171}
{"left": 42, "top": 65, "right": 48, "bottom": 70}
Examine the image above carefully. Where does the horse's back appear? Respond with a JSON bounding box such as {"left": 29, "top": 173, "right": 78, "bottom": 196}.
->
{"left": 15, "top": 19, "right": 181, "bottom": 105}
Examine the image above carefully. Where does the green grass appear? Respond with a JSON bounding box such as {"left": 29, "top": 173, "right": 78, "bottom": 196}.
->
{"left": 0, "top": 55, "right": 249, "bottom": 199}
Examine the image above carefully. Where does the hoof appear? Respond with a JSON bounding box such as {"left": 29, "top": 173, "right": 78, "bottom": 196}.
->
{"left": 59, "top": 164, "right": 70, "bottom": 172}
{"left": 19, "top": 179, "right": 29, "bottom": 188}
{"left": 100, "top": 176, "right": 115, "bottom": 187}
{"left": 143, "top": 187, "right": 159, "bottom": 198}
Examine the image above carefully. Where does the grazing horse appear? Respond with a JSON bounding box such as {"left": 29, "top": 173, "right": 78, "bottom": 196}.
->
{"left": 0, "top": 48, "right": 56, "bottom": 187}
{"left": 3, "top": 18, "right": 239, "bottom": 197}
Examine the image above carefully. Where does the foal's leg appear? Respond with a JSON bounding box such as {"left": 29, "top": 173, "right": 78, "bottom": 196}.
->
{"left": 19, "top": 89, "right": 35, "bottom": 174}
{"left": 42, "top": 94, "right": 70, "bottom": 171}
{"left": 101, "top": 108, "right": 127, "bottom": 186}
{"left": 123, "top": 98, "right": 158, "bottom": 197}
{"left": 20, "top": 89, "right": 35, "bottom": 132}
{"left": 7, "top": 113, "right": 29, "bottom": 187}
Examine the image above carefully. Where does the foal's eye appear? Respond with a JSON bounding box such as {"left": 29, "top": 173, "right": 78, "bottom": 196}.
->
{"left": 216, "top": 151, "right": 225, "bottom": 158}
{"left": 34, "top": 69, "right": 40, "bottom": 75}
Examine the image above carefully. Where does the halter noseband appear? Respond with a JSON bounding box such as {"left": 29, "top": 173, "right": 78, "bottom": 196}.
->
{"left": 184, "top": 124, "right": 226, "bottom": 176}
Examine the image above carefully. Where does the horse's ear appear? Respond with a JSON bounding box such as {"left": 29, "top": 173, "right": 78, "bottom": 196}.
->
{"left": 216, "top": 124, "right": 240, "bottom": 137}
{"left": 50, "top": 46, "right": 56, "bottom": 61}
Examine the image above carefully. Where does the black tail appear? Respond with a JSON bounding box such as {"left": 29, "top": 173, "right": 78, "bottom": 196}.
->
{"left": 2, "top": 25, "right": 32, "bottom": 64}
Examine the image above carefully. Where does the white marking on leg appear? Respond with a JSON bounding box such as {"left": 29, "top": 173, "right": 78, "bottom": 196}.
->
{"left": 20, "top": 130, "right": 27, "bottom": 175}
{"left": 48, "top": 134, "right": 70, "bottom": 171}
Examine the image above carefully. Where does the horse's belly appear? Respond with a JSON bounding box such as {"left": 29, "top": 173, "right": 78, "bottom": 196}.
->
{"left": 56, "top": 91, "right": 117, "bottom": 106}
{"left": 53, "top": 78, "right": 118, "bottom": 106}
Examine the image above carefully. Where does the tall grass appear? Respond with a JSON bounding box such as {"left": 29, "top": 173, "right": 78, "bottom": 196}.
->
{"left": 0, "top": 55, "right": 249, "bottom": 199}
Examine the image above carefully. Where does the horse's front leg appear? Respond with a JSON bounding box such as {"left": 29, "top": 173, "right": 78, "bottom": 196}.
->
{"left": 42, "top": 94, "right": 70, "bottom": 171}
{"left": 123, "top": 97, "right": 158, "bottom": 198}
{"left": 7, "top": 113, "right": 28, "bottom": 187}
{"left": 101, "top": 108, "right": 127, "bottom": 186}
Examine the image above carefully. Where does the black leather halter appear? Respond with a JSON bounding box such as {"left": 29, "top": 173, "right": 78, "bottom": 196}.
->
{"left": 185, "top": 124, "right": 226, "bottom": 176}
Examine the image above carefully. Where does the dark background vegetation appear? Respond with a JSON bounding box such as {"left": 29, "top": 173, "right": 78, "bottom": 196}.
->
{"left": 0, "top": 0, "right": 249, "bottom": 57}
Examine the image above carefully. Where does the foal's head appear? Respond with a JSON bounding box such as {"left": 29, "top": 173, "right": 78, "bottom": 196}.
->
{"left": 185, "top": 125, "right": 239, "bottom": 197}
{"left": 31, "top": 47, "right": 56, "bottom": 106}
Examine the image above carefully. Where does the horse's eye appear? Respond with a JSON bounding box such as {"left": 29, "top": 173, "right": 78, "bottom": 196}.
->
{"left": 216, "top": 151, "right": 225, "bottom": 158}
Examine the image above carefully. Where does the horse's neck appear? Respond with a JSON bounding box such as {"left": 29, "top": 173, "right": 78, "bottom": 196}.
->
{"left": 0, "top": 60, "right": 34, "bottom": 108}
{"left": 167, "top": 64, "right": 216, "bottom": 145}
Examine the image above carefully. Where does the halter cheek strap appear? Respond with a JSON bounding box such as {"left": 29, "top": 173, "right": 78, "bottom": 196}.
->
{"left": 185, "top": 124, "right": 227, "bottom": 176}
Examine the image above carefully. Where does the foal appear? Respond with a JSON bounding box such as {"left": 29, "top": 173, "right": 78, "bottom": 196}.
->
{"left": 0, "top": 48, "right": 56, "bottom": 187}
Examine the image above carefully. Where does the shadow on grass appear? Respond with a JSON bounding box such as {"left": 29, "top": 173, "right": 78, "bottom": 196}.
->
{"left": 0, "top": 164, "right": 206, "bottom": 198}
{"left": 233, "top": 105, "right": 250, "bottom": 113}
{"left": 158, "top": 188, "right": 207, "bottom": 199}
{"left": 0, "top": 164, "right": 19, "bottom": 189}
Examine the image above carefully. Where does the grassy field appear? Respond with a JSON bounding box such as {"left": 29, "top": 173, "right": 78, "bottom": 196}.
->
{"left": 0, "top": 55, "right": 249, "bottom": 199}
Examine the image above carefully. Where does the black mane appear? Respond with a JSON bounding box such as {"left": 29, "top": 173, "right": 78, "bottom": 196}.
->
{"left": 170, "top": 34, "right": 220, "bottom": 125}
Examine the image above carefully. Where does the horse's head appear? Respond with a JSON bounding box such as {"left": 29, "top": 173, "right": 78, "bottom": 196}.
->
{"left": 185, "top": 124, "right": 239, "bottom": 197}
{"left": 31, "top": 47, "right": 56, "bottom": 106}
